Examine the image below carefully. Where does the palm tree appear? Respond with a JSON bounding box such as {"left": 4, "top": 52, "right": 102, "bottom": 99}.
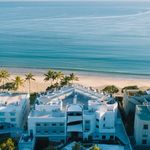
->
{"left": 12, "top": 76, "right": 24, "bottom": 91}
{"left": 0, "top": 69, "right": 10, "bottom": 91}
{"left": 25, "top": 72, "right": 35, "bottom": 95}
{"left": 60, "top": 76, "right": 70, "bottom": 87}
{"left": 55, "top": 71, "right": 64, "bottom": 83}
{"left": 69, "top": 73, "right": 79, "bottom": 84}
{"left": 44, "top": 70, "right": 54, "bottom": 85}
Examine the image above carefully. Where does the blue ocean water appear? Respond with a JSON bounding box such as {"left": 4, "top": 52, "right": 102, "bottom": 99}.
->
{"left": 0, "top": 1, "right": 150, "bottom": 75}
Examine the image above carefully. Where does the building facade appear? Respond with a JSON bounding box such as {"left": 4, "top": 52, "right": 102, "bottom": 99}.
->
{"left": 134, "top": 105, "right": 150, "bottom": 146}
{"left": 28, "top": 85, "right": 118, "bottom": 143}
{"left": 0, "top": 93, "right": 30, "bottom": 131}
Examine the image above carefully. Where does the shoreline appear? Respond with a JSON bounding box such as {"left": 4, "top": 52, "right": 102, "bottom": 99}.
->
{"left": 0, "top": 67, "right": 150, "bottom": 93}
{"left": 2, "top": 66, "right": 150, "bottom": 79}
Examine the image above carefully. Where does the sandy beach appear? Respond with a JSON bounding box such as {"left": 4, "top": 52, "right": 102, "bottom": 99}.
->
{"left": 1, "top": 67, "right": 150, "bottom": 93}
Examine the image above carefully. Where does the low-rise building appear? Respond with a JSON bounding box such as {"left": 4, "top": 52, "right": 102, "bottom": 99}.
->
{"left": 28, "top": 85, "right": 120, "bottom": 143}
{"left": 123, "top": 89, "right": 150, "bottom": 116}
{"left": 134, "top": 105, "right": 150, "bottom": 147}
{"left": 0, "top": 92, "right": 30, "bottom": 135}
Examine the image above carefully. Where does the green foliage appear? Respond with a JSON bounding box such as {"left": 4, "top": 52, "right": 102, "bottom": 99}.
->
{"left": 12, "top": 76, "right": 24, "bottom": 91}
{"left": 44, "top": 69, "right": 55, "bottom": 84}
{"left": 102, "top": 85, "right": 119, "bottom": 94}
{"left": 25, "top": 72, "right": 35, "bottom": 94}
{"left": 30, "top": 92, "right": 37, "bottom": 105}
{"left": 0, "top": 69, "right": 10, "bottom": 91}
{"left": 44, "top": 69, "right": 79, "bottom": 91}
{"left": 0, "top": 138, "right": 15, "bottom": 150}
{"left": 69, "top": 73, "right": 79, "bottom": 83}
{"left": 0, "top": 82, "right": 15, "bottom": 91}
{"left": 121, "top": 85, "right": 139, "bottom": 93}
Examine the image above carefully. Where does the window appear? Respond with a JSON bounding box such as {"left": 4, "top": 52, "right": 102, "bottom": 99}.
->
{"left": 143, "top": 134, "right": 148, "bottom": 138}
{"left": 10, "top": 112, "right": 15, "bottom": 116}
{"left": 60, "top": 123, "right": 64, "bottom": 126}
{"left": 10, "top": 118, "right": 16, "bottom": 122}
{"left": 142, "top": 139, "right": 147, "bottom": 144}
{"left": 103, "top": 117, "right": 105, "bottom": 121}
{"left": 44, "top": 123, "right": 47, "bottom": 126}
{"left": 44, "top": 131, "right": 48, "bottom": 134}
{"left": 0, "top": 112, "right": 5, "bottom": 116}
{"left": 52, "top": 123, "right": 56, "bottom": 126}
{"left": 143, "top": 124, "right": 148, "bottom": 130}
{"left": 0, "top": 118, "right": 5, "bottom": 122}
{"left": 96, "top": 119, "right": 99, "bottom": 122}
{"left": 96, "top": 125, "right": 99, "bottom": 128}
{"left": 110, "top": 136, "right": 114, "bottom": 140}
{"left": 52, "top": 130, "right": 56, "bottom": 133}
{"left": 85, "top": 120, "right": 90, "bottom": 124}
{"left": 102, "top": 135, "right": 106, "bottom": 140}
{"left": 36, "top": 123, "right": 40, "bottom": 126}
{"left": 103, "top": 124, "right": 105, "bottom": 128}
{"left": 60, "top": 130, "right": 64, "bottom": 133}
{"left": 85, "top": 128, "right": 90, "bottom": 131}
{"left": 36, "top": 130, "right": 40, "bottom": 133}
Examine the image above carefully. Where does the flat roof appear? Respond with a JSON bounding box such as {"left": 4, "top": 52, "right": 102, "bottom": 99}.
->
{"left": 0, "top": 93, "right": 28, "bottom": 111}
{"left": 29, "top": 109, "right": 65, "bottom": 118}
{"left": 136, "top": 105, "right": 150, "bottom": 121}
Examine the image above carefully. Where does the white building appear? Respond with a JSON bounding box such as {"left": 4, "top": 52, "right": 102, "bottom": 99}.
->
{"left": 134, "top": 105, "right": 150, "bottom": 146}
{"left": 123, "top": 89, "right": 150, "bottom": 116}
{"left": 28, "top": 85, "right": 119, "bottom": 143}
{"left": 0, "top": 93, "right": 30, "bottom": 131}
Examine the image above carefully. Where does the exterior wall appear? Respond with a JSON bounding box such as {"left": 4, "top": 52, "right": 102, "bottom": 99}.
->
{"left": 83, "top": 113, "right": 95, "bottom": 139}
{"left": 134, "top": 115, "right": 150, "bottom": 146}
{"left": 0, "top": 97, "right": 30, "bottom": 129}
{"left": 28, "top": 117, "right": 66, "bottom": 142}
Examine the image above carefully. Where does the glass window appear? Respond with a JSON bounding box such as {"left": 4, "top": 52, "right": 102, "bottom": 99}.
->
{"left": 60, "top": 130, "right": 64, "bottom": 133}
{"left": 60, "top": 123, "right": 64, "bottom": 126}
{"left": 52, "top": 123, "right": 56, "bottom": 126}
{"left": 103, "top": 124, "right": 105, "bottom": 128}
{"left": 10, "top": 112, "right": 15, "bottom": 116}
{"left": 96, "top": 119, "right": 99, "bottom": 122}
{"left": 10, "top": 118, "right": 16, "bottom": 122}
{"left": 143, "top": 124, "right": 148, "bottom": 130}
{"left": 85, "top": 120, "right": 90, "bottom": 124}
{"left": 142, "top": 139, "right": 147, "bottom": 144}
{"left": 0, "top": 118, "right": 5, "bottom": 122}
{"left": 96, "top": 125, "right": 99, "bottom": 128}
{"left": 110, "top": 135, "right": 114, "bottom": 140}
{"left": 102, "top": 135, "right": 106, "bottom": 140}
{"left": 36, "top": 123, "right": 40, "bottom": 126}
{"left": 36, "top": 130, "right": 40, "bottom": 133}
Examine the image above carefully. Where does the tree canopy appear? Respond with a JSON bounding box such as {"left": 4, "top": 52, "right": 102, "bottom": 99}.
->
{"left": 102, "top": 85, "right": 119, "bottom": 94}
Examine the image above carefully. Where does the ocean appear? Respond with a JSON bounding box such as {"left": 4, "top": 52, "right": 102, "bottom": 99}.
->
{"left": 0, "top": 1, "right": 150, "bottom": 76}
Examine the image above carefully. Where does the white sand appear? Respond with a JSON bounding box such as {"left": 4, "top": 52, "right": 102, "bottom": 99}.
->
{"left": 1, "top": 67, "right": 150, "bottom": 93}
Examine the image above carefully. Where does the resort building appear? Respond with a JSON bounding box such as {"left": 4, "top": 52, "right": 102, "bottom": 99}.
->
{"left": 28, "top": 85, "right": 130, "bottom": 148}
{"left": 0, "top": 93, "right": 30, "bottom": 135}
{"left": 134, "top": 105, "right": 150, "bottom": 147}
{"left": 123, "top": 89, "right": 150, "bottom": 116}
